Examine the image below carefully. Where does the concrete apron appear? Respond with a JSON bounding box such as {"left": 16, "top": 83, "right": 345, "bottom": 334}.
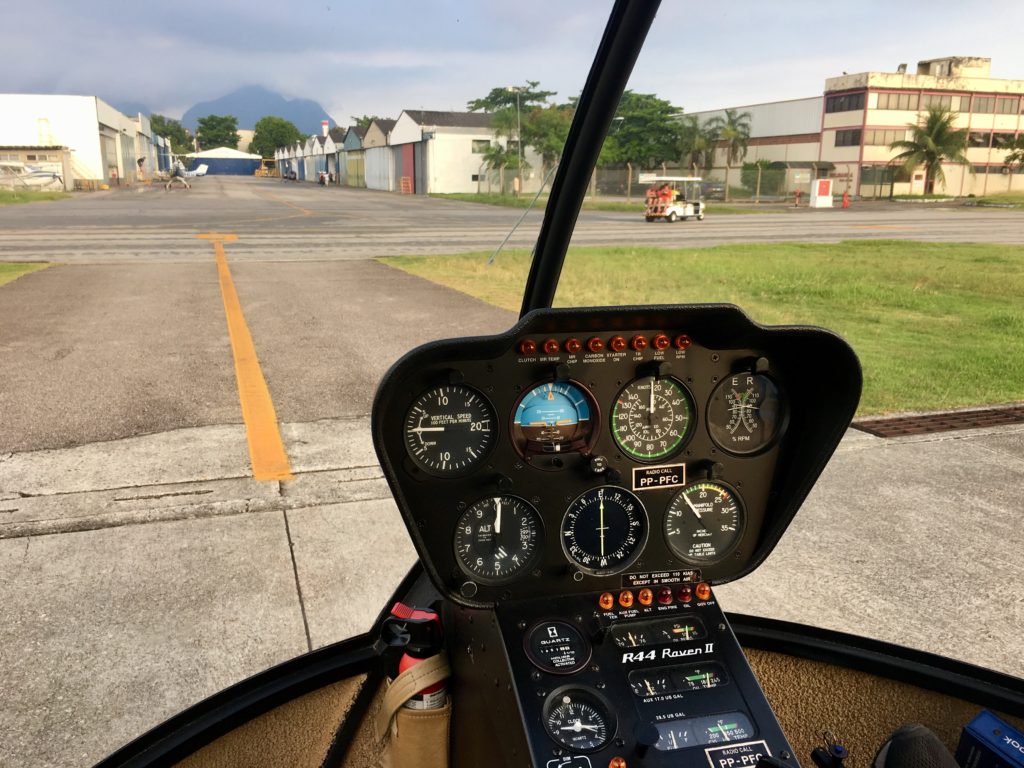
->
{"left": 1, "top": 421, "right": 1023, "bottom": 768}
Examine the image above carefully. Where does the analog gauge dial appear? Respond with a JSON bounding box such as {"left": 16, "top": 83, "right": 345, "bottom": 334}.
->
{"left": 561, "top": 486, "right": 647, "bottom": 575}
{"left": 453, "top": 496, "right": 542, "bottom": 584}
{"left": 664, "top": 482, "right": 745, "bottom": 565}
{"left": 525, "top": 621, "right": 591, "bottom": 674}
{"left": 675, "top": 663, "right": 728, "bottom": 691}
{"left": 543, "top": 688, "right": 615, "bottom": 752}
{"left": 611, "top": 376, "right": 694, "bottom": 461}
{"left": 512, "top": 381, "right": 596, "bottom": 456}
{"left": 629, "top": 670, "right": 674, "bottom": 698}
{"left": 707, "top": 373, "right": 783, "bottom": 455}
{"left": 404, "top": 385, "right": 496, "bottom": 477}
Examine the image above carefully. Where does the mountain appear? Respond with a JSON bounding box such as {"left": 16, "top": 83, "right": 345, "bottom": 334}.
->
{"left": 181, "top": 86, "right": 335, "bottom": 134}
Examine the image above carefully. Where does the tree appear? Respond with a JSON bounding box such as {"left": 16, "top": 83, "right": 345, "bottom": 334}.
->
{"left": 150, "top": 114, "right": 192, "bottom": 155}
{"left": 352, "top": 115, "right": 387, "bottom": 130}
{"left": 250, "top": 116, "right": 303, "bottom": 158}
{"left": 597, "top": 90, "right": 681, "bottom": 168}
{"left": 466, "top": 81, "right": 555, "bottom": 113}
{"left": 1004, "top": 133, "right": 1024, "bottom": 171}
{"left": 521, "top": 104, "right": 574, "bottom": 170}
{"left": 704, "top": 108, "right": 752, "bottom": 201}
{"left": 196, "top": 114, "right": 240, "bottom": 150}
{"left": 888, "top": 106, "right": 970, "bottom": 195}
{"left": 677, "top": 115, "right": 715, "bottom": 176}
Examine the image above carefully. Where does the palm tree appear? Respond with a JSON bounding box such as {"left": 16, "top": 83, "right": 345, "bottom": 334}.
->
{"left": 677, "top": 115, "right": 715, "bottom": 177}
{"left": 1005, "top": 134, "right": 1024, "bottom": 171}
{"left": 888, "top": 106, "right": 970, "bottom": 195}
{"left": 704, "top": 109, "right": 751, "bottom": 201}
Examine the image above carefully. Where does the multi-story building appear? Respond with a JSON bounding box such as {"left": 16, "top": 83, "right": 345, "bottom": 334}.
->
{"left": 690, "top": 56, "right": 1024, "bottom": 197}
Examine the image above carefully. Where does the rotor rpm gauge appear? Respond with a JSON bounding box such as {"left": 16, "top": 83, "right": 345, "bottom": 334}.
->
{"left": 561, "top": 486, "right": 648, "bottom": 575}
{"left": 453, "top": 496, "right": 543, "bottom": 584}
{"left": 707, "top": 373, "right": 783, "bottom": 455}
{"left": 404, "top": 385, "right": 496, "bottom": 477}
{"left": 664, "top": 482, "right": 745, "bottom": 565}
{"left": 612, "top": 376, "right": 695, "bottom": 461}
{"left": 543, "top": 688, "right": 615, "bottom": 753}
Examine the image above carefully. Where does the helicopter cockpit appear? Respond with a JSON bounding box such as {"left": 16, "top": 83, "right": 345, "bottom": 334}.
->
{"left": 371, "top": 303, "right": 860, "bottom": 766}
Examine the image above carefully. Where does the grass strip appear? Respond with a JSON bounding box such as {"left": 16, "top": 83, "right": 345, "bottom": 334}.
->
{"left": 383, "top": 240, "right": 1024, "bottom": 416}
{"left": 428, "top": 192, "right": 773, "bottom": 215}
{"left": 0, "top": 189, "right": 69, "bottom": 206}
{"left": 0, "top": 263, "right": 50, "bottom": 287}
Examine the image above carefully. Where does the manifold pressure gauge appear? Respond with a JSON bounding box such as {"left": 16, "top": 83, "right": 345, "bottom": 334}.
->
{"left": 453, "top": 496, "right": 543, "bottom": 584}
{"left": 404, "top": 384, "right": 496, "bottom": 477}
{"left": 664, "top": 481, "right": 745, "bottom": 565}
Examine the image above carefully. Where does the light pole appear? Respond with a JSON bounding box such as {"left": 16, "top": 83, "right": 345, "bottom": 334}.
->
{"left": 507, "top": 85, "right": 524, "bottom": 195}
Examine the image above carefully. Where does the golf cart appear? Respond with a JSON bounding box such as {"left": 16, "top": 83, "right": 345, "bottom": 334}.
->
{"left": 94, "top": 3, "right": 1024, "bottom": 768}
{"left": 641, "top": 174, "right": 706, "bottom": 222}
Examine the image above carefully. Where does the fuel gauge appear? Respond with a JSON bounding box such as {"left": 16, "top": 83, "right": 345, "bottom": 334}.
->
{"left": 674, "top": 662, "right": 728, "bottom": 691}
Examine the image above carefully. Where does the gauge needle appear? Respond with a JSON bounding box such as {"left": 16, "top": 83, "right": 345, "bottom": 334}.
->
{"left": 649, "top": 377, "right": 655, "bottom": 415}
{"left": 598, "top": 492, "right": 606, "bottom": 557}
{"left": 410, "top": 426, "right": 445, "bottom": 432}
{"left": 560, "top": 720, "right": 600, "bottom": 733}
{"left": 494, "top": 498, "right": 502, "bottom": 535}
{"left": 683, "top": 495, "right": 703, "bottom": 519}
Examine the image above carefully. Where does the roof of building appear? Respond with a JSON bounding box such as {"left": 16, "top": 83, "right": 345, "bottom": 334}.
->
{"left": 372, "top": 118, "right": 397, "bottom": 134}
{"left": 329, "top": 126, "right": 348, "bottom": 142}
{"left": 315, "top": 135, "right": 327, "bottom": 146}
{"left": 0, "top": 145, "right": 67, "bottom": 150}
{"left": 349, "top": 126, "right": 367, "bottom": 139}
{"left": 402, "top": 110, "right": 495, "bottom": 128}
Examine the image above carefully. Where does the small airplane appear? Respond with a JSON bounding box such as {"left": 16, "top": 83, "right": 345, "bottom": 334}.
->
{"left": 0, "top": 161, "right": 64, "bottom": 189}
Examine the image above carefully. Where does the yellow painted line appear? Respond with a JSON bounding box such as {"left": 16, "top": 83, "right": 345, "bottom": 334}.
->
{"left": 199, "top": 232, "right": 293, "bottom": 481}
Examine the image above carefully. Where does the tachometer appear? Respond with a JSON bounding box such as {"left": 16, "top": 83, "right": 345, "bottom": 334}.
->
{"left": 404, "top": 385, "right": 496, "bottom": 477}
{"left": 664, "top": 482, "right": 745, "bottom": 564}
{"left": 707, "top": 373, "right": 783, "bottom": 455}
{"left": 512, "top": 380, "right": 596, "bottom": 456}
{"left": 453, "top": 496, "right": 543, "bottom": 584}
{"left": 561, "top": 486, "right": 647, "bottom": 575}
{"left": 611, "top": 375, "right": 694, "bottom": 461}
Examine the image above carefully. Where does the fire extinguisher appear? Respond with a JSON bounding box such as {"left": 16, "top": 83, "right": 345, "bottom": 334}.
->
{"left": 386, "top": 603, "right": 447, "bottom": 709}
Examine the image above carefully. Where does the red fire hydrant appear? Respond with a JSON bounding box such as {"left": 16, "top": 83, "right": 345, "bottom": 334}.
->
{"left": 842, "top": 191, "right": 850, "bottom": 209}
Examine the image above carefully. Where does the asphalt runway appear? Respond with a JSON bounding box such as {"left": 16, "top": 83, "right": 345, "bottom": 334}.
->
{"left": 2, "top": 177, "right": 1022, "bottom": 453}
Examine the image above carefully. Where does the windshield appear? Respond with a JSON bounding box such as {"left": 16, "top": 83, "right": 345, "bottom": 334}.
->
{"left": 1, "top": 3, "right": 1022, "bottom": 767}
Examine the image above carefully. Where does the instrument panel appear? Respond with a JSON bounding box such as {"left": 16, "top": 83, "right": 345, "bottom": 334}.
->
{"left": 373, "top": 305, "right": 861, "bottom": 608}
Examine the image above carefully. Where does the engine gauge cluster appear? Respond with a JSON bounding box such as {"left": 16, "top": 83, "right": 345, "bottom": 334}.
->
{"left": 373, "top": 305, "right": 861, "bottom": 607}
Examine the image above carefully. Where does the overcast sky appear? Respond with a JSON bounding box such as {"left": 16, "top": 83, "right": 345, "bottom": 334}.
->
{"left": 3, "top": 1, "right": 1024, "bottom": 124}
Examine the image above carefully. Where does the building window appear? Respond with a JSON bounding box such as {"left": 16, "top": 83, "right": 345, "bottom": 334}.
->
{"left": 877, "top": 92, "right": 920, "bottom": 111}
{"left": 0, "top": 153, "right": 18, "bottom": 161}
{"left": 825, "top": 92, "right": 865, "bottom": 113}
{"left": 995, "top": 97, "right": 1020, "bottom": 115}
{"left": 26, "top": 154, "right": 37, "bottom": 160}
{"left": 864, "top": 129, "right": 906, "bottom": 146}
{"left": 992, "top": 132, "right": 1016, "bottom": 149}
{"left": 968, "top": 131, "right": 991, "bottom": 148}
{"left": 471, "top": 174, "right": 481, "bottom": 181}
{"left": 834, "top": 129, "right": 862, "bottom": 147}
{"left": 471, "top": 139, "right": 490, "bottom": 154}
{"left": 920, "top": 94, "right": 952, "bottom": 110}
{"left": 972, "top": 95, "right": 996, "bottom": 113}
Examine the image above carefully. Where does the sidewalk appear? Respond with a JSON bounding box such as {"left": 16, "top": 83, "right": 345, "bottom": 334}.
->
{"left": 2, "top": 418, "right": 1022, "bottom": 767}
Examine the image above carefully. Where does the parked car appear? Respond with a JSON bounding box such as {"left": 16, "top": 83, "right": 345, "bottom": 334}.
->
{"left": 700, "top": 179, "right": 726, "bottom": 199}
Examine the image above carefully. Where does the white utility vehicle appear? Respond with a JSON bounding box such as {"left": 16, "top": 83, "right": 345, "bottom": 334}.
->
{"left": 640, "top": 173, "right": 705, "bottom": 222}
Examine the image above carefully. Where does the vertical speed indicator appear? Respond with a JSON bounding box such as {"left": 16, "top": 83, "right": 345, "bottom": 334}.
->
{"left": 404, "top": 385, "right": 496, "bottom": 477}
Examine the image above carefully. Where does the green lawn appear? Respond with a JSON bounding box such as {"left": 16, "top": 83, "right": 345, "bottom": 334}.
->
{"left": 383, "top": 241, "right": 1024, "bottom": 416}
{"left": 970, "top": 193, "right": 1024, "bottom": 209}
{"left": 0, "top": 263, "right": 49, "bottom": 287}
{"left": 0, "top": 188, "right": 68, "bottom": 206}
{"left": 428, "top": 192, "right": 773, "bottom": 215}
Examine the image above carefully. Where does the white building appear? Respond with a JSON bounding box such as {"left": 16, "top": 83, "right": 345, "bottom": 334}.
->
{"left": 0, "top": 94, "right": 159, "bottom": 186}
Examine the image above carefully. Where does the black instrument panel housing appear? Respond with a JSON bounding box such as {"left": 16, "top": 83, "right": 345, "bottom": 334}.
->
{"left": 372, "top": 305, "right": 861, "bottom": 608}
